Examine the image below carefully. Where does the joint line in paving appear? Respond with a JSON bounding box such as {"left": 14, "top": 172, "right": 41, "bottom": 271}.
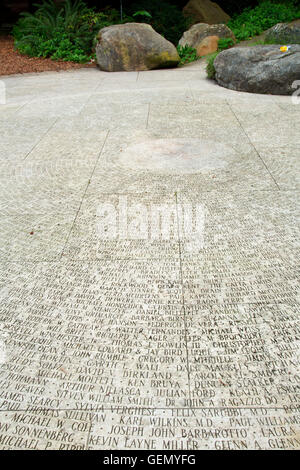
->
{"left": 22, "top": 117, "right": 59, "bottom": 161}
{"left": 226, "top": 99, "right": 281, "bottom": 190}
{"left": 59, "top": 130, "right": 110, "bottom": 258}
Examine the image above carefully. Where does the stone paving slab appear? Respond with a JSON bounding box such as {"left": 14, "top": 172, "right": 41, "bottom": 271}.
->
{"left": 88, "top": 406, "right": 300, "bottom": 450}
{"left": 0, "top": 411, "right": 90, "bottom": 450}
{"left": 229, "top": 106, "right": 300, "bottom": 147}
{"left": 0, "top": 407, "right": 299, "bottom": 450}
{"left": 254, "top": 147, "right": 300, "bottom": 190}
{"left": 186, "top": 304, "right": 299, "bottom": 407}
{"left": 0, "top": 63, "right": 299, "bottom": 450}
{"left": 178, "top": 190, "right": 299, "bottom": 304}
{"left": 0, "top": 103, "right": 25, "bottom": 119}
{"left": 62, "top": 193, "right": 180, "bottom": 260}
{"left": 85, "top": 128, "right": 276, "bottom": 194}
{"left": 83, "top": 88, "right": 193, "bottom": 106}
{"left": 79, "top": 103, "right": 149, "bottom": 130}
{"left": 0, "top": 213, "right": 76, "bottom": 261}
{"left": 0, "top": 116, "right": 57, "bottom": 161}
{"left": 0, "top": 162, "right": 94, "bottom": 216}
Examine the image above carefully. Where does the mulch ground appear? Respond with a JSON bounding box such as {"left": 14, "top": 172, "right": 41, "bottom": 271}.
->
{"left": 0, "top": 35, "right": 97, "bottom": 76}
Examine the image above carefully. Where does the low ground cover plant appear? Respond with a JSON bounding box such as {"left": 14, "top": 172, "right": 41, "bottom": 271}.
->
{"left": 177, "top": 44, "right": 198, "bottom": 65}
{"left": 217, "top": 37, "right": 235, "bottom": 51}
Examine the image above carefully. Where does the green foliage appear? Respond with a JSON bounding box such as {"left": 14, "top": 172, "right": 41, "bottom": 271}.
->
{"left": 12, "top": 0, "right": 96, "bottom": 62}
{"left": 206, "top": 52, "right": 219, "bottom": 80}
{"left": 217, "top": 37, "right": 235, "bottom": 51}
{"left": 228, "top": 1, "right": 300, "bottom": 42}
{"left": 177, "top": 45, "right": 198, "bottom": 65}
{"left": 84, "top": 6, "right": 132, "bottom": 27}
{"left": 132, "top": 10, "right": 152, "bottom": 20}
{"left": 129, "top": 0, "right": 192, "bottom": 45}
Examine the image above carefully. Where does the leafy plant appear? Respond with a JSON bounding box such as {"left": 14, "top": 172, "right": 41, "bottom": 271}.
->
{"left": 12, "top": 0, "right": 95, "bottom": 62}
{"left": 218, "top": 37, "right": 235, "bottom": 51}
{"left": 132, "top": 10, "right": 152, "bottom": 20}
{"left": 206, "top": 52, "right": 219, "bottom": 79}
{"left": 177, "top": 44, "right": 198, "bottom": 65}
{"left": 228, "top": 1, "right": 300, "bottom": 42}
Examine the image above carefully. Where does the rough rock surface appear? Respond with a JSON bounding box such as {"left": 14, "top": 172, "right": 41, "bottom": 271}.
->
{"left": 95, "top": 23, "right": 180, "bottom": 72}
{"left": 196, "top": 35, "right": 219, "bottom": 56}
{"left": 183, "top": 0, "right": 230, "bottom": 25}
{"left": 214, "top": 45, "right": 300, "bottom": 95}
{"left": 179, "top": 23, "right": 235, "bottom": 50}
{"left": 265, "top": 22, "right": 300, "bottom": 44}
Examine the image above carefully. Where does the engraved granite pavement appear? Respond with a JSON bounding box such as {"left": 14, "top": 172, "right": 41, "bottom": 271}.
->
{"left": 0, "top": 61, "right": 299, "bottom": 450}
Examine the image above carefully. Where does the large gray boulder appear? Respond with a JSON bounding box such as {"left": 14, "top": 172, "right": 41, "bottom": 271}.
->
{"left": 179, "top": 23, "right": 235, "bottom": 48}
{"left": 265, "top": 22, "right": 300, "bottom": 44}
{"left": 95, "top": 23, "right": 180, "bottom": 72}
{"left": 214, "top": 45, "right": 300, "bottom": 95}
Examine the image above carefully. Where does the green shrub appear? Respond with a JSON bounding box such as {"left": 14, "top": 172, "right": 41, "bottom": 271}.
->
{"left": 129, "top": 0, "right": 192, "bottom": 45}
{"left": 177, "top": 45, "right": 198, "bottom": 65}
{"left": 228, "top": 1, "right": 300, "bottom": 42}
{"left": 206, "top": 52, "right": 219, "bottom": 80}
{"left": 12, "top": 0, "right": 96, "bottom": 62}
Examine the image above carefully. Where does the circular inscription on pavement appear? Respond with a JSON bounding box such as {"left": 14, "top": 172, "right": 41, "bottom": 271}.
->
{"left": 116, "top": 139, "right": 236, "bottom": 174}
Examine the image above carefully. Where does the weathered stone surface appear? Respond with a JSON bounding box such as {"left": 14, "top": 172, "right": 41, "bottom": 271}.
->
{"left": 196, "top": 35, "right": 219, "bottom": 56}
{"left": 95, "top": 23, "right": 180, "bottom": 72}
{"left": 265, "top": 22, "right": 300, "bottom": 44}
{"left": 183, "top": 0, "right": 230, "bottom": 25}
{"left": 179, "top": 23, "right": 235, "bottom": 54}
{"left": 1, "top": 59, "right": 300, "bottom": 450}
{"left": 214, "top": 45, "right": 300, "bottom": 95}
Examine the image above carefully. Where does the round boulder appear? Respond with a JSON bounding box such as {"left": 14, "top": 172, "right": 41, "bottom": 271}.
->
{"left": 95, "top": 23, "right": 180, "bottom": 72}
{"left": 214, "top": 45, "right": 300, "bottom": 95}
{"left": 179, "top": 23, "right": 235, "bottom": 55}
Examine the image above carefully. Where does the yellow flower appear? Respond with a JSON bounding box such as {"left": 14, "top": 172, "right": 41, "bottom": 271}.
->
{"left": 280, "top": 46, "right": 288, "bottom": 52}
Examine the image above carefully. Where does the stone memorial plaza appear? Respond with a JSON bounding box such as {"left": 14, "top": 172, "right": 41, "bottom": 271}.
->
{"left": 0, "top": 61, "right": 299, "bottom": 450}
